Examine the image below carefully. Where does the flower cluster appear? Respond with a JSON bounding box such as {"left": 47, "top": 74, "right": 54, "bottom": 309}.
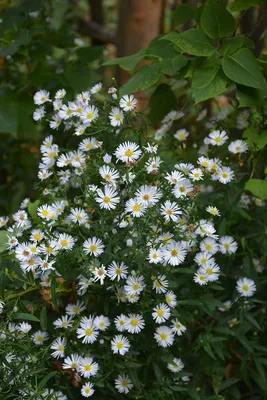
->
{"left": 0, "top": 85, "right": 259, "bottom": 399}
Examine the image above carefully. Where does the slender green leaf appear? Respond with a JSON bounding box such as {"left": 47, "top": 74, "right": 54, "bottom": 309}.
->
{"left": 13, "top": 312, "right": 40, "bottom": 322}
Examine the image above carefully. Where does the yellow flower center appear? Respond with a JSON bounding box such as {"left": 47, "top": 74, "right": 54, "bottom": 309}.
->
{"left": 85, "top": 328, "right": 93, "bottom": 336}
{"left": 171, "top": 249, "right": 178, "bottom": 257}
{"left": 103, "top": 196, "right": 111, "bottom": 203}
{"left": 90, "top": 244, "right": 97, "bottom": 252}
{"left": 125, "top": 149, "right": 133, "bottom": 157}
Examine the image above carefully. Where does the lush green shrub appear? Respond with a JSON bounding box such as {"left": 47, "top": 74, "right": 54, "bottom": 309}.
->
{"left": 0, "top": 83, "right": 266, "bottom": 400}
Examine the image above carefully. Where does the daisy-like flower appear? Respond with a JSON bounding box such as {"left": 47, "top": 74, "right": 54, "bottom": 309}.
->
{"left": 95, "top": 186, "right": 120, "bottom": 210}
{"left": 69, "top": 208, "right": 88, "bottom": 225}
{"left": 167, "top": 358, "right": 184, "bottom": 372}
{"left": 115, "top": 142, "right": 142, "bottom": 163}
{"left": 162, "top": 110, "right": 184, "bottom": 124}
{"left": 160, "top": 200, "right": 182, "bottom": 222}
{"left": 30, "top": 229, "right": 44, "bottom": 242}
{"left": 252, "top": 258, "right": 264, "bottom": 273}
{"left": 115, "top": 374, "right": 133, "bottom": 394}
{"left": 63, "top": 354, "right": 82, "bottom": 370}
{"left": 145, "top": 156, "right": 162, "bottom": 173}
{"left": 174, "top": 129, "right": 189, "bottom": 141}
{"left": 55, "top": 89, "right": 66, "bottom": 99}
{"left": 83, "top": 237, "right": 104, "bottom": 256}
{"left": 206, "top": 206, "right": 220, "bottom": 216}
{"left": 99, "top": 165, "right": 120, "bottom": 184}
{"left": 94, "top": 315, "right": 110, "bottom": 331}
{"left": 77, "top": 317, "right": 99, "bottom": 344}
{"left": 218, "top": 300, "right": 232, "bottom": 312}
{"left": 37, "top": 205, "right": 53, "bottom": 220}
{"left": 148, "top": 248, "right": 163, "bottom": 264}
{"left": 228, "top": 140, "right": 248, "bottom": 154}
{"left": 53, "top": 315, "right": 73, "bottom": 329}
{"left": 152, "top": 303, "right": 171, "bottom": 324}
{"left": 51, "top": 337, "right": 67, "bottom": 359}
{"left": 91, "top": 82, "right": 102, "bottom": 94}
{"left": 81, "top": 105, "right": 99, "bottom": 124}
{"left": 208, "top": 130, "right": 229, "bottom": 146}
{"left": 135, "top": 185, "right": 162, "bottom": 206}
{"left": 78, "top": 357, "right": 99, "bottom": 378}
{"left": 172, "top": 179, "right": 193, "bottom": 198}
{"left": 200, "top": 238, "right": 219, "bottom": 254}
{"left": 193, "top": 271, "right": 208, "bottom": 285}
{"left": 33, "top": 106, "right": 46, "bottom": 121}
{"left": 66, "top": 300, "right": 86, "bottom": 316}
{"left": 125, "top": 314, "right": 145, "bottom": 334}
{"left": 17, "top": 322, "right": 32, "bottom": 333}
{"left": 162, "top": 240, "right": 187, "bottom": 266}
{"left": 81, "top": 382, "right": 95, "bottom": 398}
{"left": 119, "top": 95, "right": 137, "bottom": 111}
{"left": 57, "top": 233, "right": 75, "bottom": 250}
{"left": 125, "top": 198, "right": 146, "bottom": 217}
{"left": 114, "top": 314, "right": 127, "bottom": 332}
{"left": 107, "top": 261, "right": 128, "bottom": 281}
{"left": 171, "top": 319, "right": 187, "bottom": 336}
{"left": 32, "top": 330, "right": 49, "bottom": 345}
{"left": 109, "top": 107, "right": 124, "bottom": 126}
{"left": 153, "top": 275, "right": 168, "bottom": 294}
{"left": 189, "top": 168, "right": 203, "bottom": 181}
{"left": 111, "top": 335, "right": 130, "bottom": 355}
{"left": 34, "top": 89, "right": 51, "bottom": 105}
{"left": 154, "top": 326, "right": 174, "bottom": 348}
{"left": 194, "top": 251, "right": 215, "bottom": 267}
{"left": 92, "top": 265, "right": 107, "bottom": 285}
{"left": 219, "top": 236, "right": 238, "bottom": 254}
{"left": 217, "top": 166, "right": 234, "bottom": 184}
{"left": 199, "top": 263, "right": 220, "bottom": 281}
{"left": 165, "top": 291, "right": 177, "bottom": 308}
{"left": 165, "top": 170, "right": 185, "bottom": 185}
{"left": 70, "top": 150, "right": 86, "bottom": 168}
{"left": 124, "top": 275, "right": 145, "bottom": 297}
{"left": 236, "top": 277, "right": 256, "bottom": 297}
{"left": 228, "top": 318, "right": 239, "bottom": 328}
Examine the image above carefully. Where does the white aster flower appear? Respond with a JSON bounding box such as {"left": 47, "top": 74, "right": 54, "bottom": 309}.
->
{"left": 154, "top": 326, "right": 174, "bottom": 348}
{"left": 119, "top": 94, "right": 137, "bottom": 111}
{"left": 115, "top": 374, "right": 133, "bottom": 394}
{"left": 236, "top": 277, "right": 256, "bottom": 297}
{"left": 83, "top": 237, "right": 104, "bottom": 256}
{"left": 152, "top": 303, "right": 171, "bottom": 324}
{"left": 111, "top": 335, "right": 130, "bottom": 355}
{"left": 109, "top": 107, "right": 124, "bottom": 126}
{"left": 115, "top": 142, "right": 142, "bottom": 163}
{"left": 95, "top": 186, "right": 120, "bottom": 210}
{"left": 167, "top": 357, "right": 184, "bottom": 372}
{"left": 228, "top": 140, "right": 248, "bottom": 154}
{"left": 125, "top": 314, "right": 145, "bottom": 334}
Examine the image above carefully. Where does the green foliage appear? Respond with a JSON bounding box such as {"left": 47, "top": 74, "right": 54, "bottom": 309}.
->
{"left": 245, "top": 179, "right": 267, "bottom": 199}
{"left": 173, "top": 4, "right": 194, "bottom": 26}
{"left": 200, "top": 0, "right": 236, "bottom": 39}
{"left": 192, "top": 67, "right": 227, "bottom": 103}
{"left": 148, "top": 84, "right": 177, "bottom": 124}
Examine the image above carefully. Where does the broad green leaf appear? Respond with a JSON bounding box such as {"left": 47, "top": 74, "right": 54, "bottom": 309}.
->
{"left": 119, "top": 63, "right": 161, "bottom": 95}
{"left": 230, "top": 0, "right": 263, "bottom": 12}
{"left": 13, "top": 312, "right": 40, "bottom": 322}
{"left": 173, "top": 4, "right": 194, "bottom": 25}
{"left": 0, "top": 231, "right": 8, "bottom": 253}
{"left": 253, "top": 131, "right": 267, "bottom": 149}
{"left": 147, "top": 35, "right": 177, "bottom": 59}
{"left": 236, "top": 85, "right": 264, "bottom": 107}
{"left": 51, "top": 0, "right": 69, "bottom": 30}
{"left": 223, "top": 48, "right": 267, "bottom": 91}
{"left": 149, "top": 84, "right": 177, "bottom": 125}
{"left": 200, "top": 0, "right": 235, "bottom": 39}
{"left": 160, "top": 55, "right": 188, "bottom": 76}
{"left": 103, "top": 49, "right": 146, "bottom": 72}
{"left": 218, "top": 36, "right": 244, "bottom": 56}
{"left": 192, "top": 66, "right": 227, "bottom": 103}
{"left": 161, "top": 28, "right": 215, "bottom": 57}
{"left": 27, "top": 200, "right": 40, "bottom": 219}
{"left": 245, "top": 179, "right": 267, "bottom": 199}
{"left": 65, "top": 62, "right": 99, "bottom": 92}
{"left": 77, "top": 46, "right": 104, "bottom": 63}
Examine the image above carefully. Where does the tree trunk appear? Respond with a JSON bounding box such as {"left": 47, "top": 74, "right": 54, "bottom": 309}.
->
{"left": 116, "top": 0, "right": 163, "bottom": 104}
{"left": 88, "top": 0, "right": 104, "bottom": 46}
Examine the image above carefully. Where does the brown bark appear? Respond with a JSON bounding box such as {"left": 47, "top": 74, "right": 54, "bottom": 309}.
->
{"left": 116, "top": 0, "right": 163, "bottom": 108}
{"left": 88, "top": 0, "right": 104, "bottom": 45}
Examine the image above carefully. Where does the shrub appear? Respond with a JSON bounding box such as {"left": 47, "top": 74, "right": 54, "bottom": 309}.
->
{"left": 0, "top": 84, "right": 266, "bottom": 400}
